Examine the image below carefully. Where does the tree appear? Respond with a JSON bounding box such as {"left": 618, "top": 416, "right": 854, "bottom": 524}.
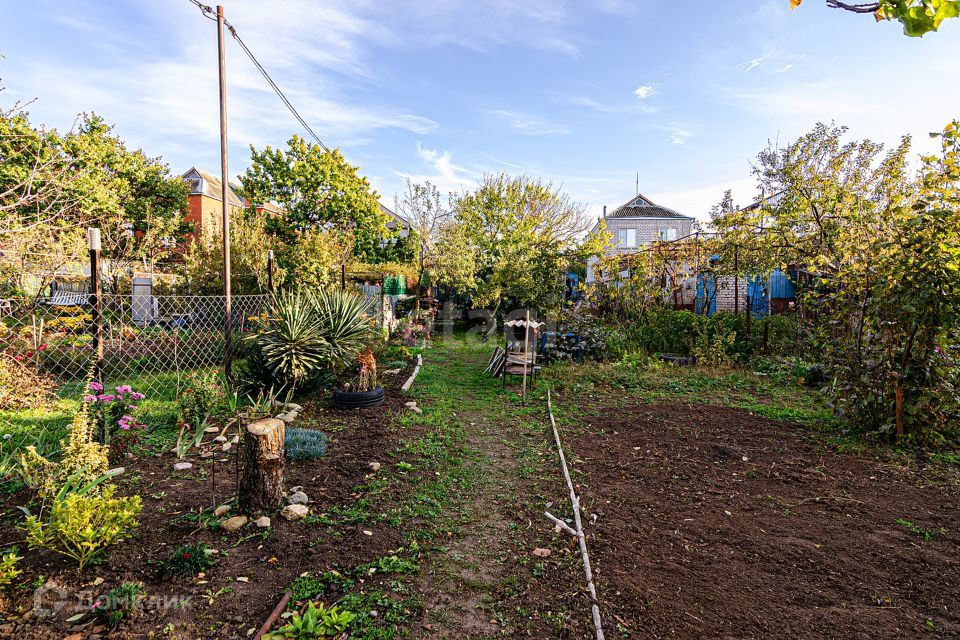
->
{"left": 1, "top": 97, "right": 188, "bottom": 296}
{"left": 438, "top": 174, "right": 608, "bottom": 328}
{"left": 184, "top": 211, "right": 281, "bottom": 295}
{"left": 394, "top": 179, "right": 448, "bottom": 316}
{"left": 790, "top": 0, "right": 960, "bottom": 36}
{"left": 714, "top": 122, "right": 960, "bottom": 442}
{"left": 61, "top": 114, "right": 190, "bottom": 290}
{"left": 280, "top": 228, "right": 354, "bottom": 292}
{"left": 239, "top": 136, "right": 390, "bottom": 259}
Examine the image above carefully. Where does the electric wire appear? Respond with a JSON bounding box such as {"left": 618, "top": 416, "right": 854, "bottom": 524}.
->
{"left": 185, "top": 0, "right": 330, "bottom": 151}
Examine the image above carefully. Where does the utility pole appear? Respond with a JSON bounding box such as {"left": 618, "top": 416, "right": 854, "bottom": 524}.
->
{"left": 217, "top": 5, "right": 233, "bottom": 381}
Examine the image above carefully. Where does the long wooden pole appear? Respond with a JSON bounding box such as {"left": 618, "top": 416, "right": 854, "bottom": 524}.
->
{"left": 521, "top": 310, "right": 531, "bottom": 401}
{"left": 217, "top": 5, "right": 233, "bottom": 381}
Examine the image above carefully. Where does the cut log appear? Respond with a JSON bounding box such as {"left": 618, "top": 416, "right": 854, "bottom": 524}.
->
{"left": 238, "top": 417, "right": 285, "bottom": 513}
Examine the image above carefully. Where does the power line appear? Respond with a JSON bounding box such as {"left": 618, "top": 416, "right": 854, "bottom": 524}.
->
{"left": 186, "top": 0, "right": 330, "bottom": 151}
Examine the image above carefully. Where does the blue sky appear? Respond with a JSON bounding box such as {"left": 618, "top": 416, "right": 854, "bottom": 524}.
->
{"left": 1, "top": 0, "right": 958, "bottom": 222}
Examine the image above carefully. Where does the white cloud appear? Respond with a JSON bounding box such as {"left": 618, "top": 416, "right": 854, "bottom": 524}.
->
{"left": 394, "top": 143, "right": 479, "bottom": 196}
{"left": 634, "top": 84, "right": 656, "bottom": 99}
{"left": 488, "top": 109, "right": 568, "bottom": 136}
{"left": 738, "top": 57, "right": 764, "bottom": 73}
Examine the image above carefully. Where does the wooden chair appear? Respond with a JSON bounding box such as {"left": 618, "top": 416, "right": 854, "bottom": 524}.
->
{"left": 502, "top": 317, "right": 543, "bottom": 388}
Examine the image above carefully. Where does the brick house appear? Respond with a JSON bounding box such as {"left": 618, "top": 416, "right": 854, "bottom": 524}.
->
{"left": 180, "top": 167, "right": 284, "bottom": 238}
{"left": 585, "top": 193, "right": 696, "bottom": 283}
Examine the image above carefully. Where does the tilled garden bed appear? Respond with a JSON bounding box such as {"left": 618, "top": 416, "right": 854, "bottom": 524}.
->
{"left": 0, "top": 361, "right": 425, "bottom": 639}
{"left": 556, "top": 399, "right": 960, "bottom": 639}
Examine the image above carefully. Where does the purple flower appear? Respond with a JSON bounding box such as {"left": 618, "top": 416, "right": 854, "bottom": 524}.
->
{"left": 84, "top": 394, "right": 96, "bottom": 403}
{"left": 100, "top": 394, "right": 115, "bottom": 403}
{"left": 130, "top": 392, "right": 146, "bottom": 400}
{"left": 128, "top": 404, "right": 138, "bottom": 411}
{"left": 89, "top": 381, "right": 103, "bottom": 392}
{"left": 115, "top": 385, "right": 132, "bottom": 395}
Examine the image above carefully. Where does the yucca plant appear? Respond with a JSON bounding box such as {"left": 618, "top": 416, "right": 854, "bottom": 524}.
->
{"left": 313, "top": 289, "right": 376, "bottom": 371}
{"left": 240, "top": 289, "right": 375, "bottom": 393}
{"left": 254, "top": 290, "right": 331, "bottom": 390}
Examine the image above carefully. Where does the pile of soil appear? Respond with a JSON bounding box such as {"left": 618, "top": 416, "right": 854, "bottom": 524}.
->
{"left": 563, "top": 400, "right": 960, "bottom": 639}
{"left": 0, "top": 361, "right": 420, "bottom": 639}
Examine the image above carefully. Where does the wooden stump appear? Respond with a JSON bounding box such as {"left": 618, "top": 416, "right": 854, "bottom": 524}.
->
{"left": 238, "top": 417, "right": 285, "bottom": 513}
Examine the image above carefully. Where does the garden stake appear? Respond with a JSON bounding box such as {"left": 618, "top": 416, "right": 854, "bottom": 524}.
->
{"left": 545, "top": 388, "right": 605, "bottom": 640}
{"left": 521, "top": 309, "right": 531, "bottom": 402}
{"left": 896, "top": 382, "right": 904, "bottom": 436}
{"left": 254, "top": 589, "right": 292, "bottom": 639}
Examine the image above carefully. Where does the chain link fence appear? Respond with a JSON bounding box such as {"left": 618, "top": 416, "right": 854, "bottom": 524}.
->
{"left": 1, "top": 293, "right": 268, "bottom": 432}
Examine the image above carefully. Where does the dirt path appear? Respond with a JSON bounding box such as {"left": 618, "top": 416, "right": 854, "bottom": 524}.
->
{"left": 414, "top": 403, "right": 520, "bottom": 638}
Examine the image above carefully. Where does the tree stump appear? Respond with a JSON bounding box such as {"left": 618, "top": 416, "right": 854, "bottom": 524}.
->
{"left": 238, "top": 417, "right": 285, "bottom": 513}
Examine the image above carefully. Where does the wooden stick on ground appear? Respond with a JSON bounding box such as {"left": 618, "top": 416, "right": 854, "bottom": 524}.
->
{"left": 546, "top": 388, "right": 605, "bottom": 640}
{"left": 401, "top": 354, "right": 423, "bottom": 392}
{"left": 254, "top": 589, "right": 292, "bottom": 639}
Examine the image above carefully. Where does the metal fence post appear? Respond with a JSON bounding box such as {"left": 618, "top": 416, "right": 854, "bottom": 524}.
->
{"left": 267, "top": 249, "right": 274, "bottom": 294}
{"left": 88, "top": 227, "right": 105, "bottom": 442}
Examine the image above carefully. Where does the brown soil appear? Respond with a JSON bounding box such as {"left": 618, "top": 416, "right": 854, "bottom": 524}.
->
{"left": 0, "top": 362, "right": 422, "bottom": 639}
{"left": 559, "top": 400, "right": 960, "bottom": 639}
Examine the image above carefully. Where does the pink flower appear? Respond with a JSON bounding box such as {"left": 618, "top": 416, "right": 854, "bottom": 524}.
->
{"left": 14, "top": 355, "right": 22, "bottom": 362}
{"left": 38, "top": 343, "right": 47, "bottom": 351}
{"left": 89, "top": 381, "right": 103, "bottom": 392}
{"left": 84, "top": 395, "right": 96, "bottom": 403}
{"left": 128, "top": 404, "right": 138, "bottom": 411}
{"left": 115, "top": 385, "right": 132, "bottom": 394}
{"left": 130, "top": 392, "right": 146, "bottom": 400}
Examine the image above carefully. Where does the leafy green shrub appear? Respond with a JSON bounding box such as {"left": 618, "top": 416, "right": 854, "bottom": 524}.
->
{"left": 265, "top": 601, "right": 356, "bottom": 638}
{"left": 757, "top": 314, "right": 800, "bottom": 357}
{"left": 627, "top": 307, "right": 700, "bottom": 355}
{"left": 289, "top": 571, "right": 355, "bottom": 602}
{"left": 384, "top": 345, "right": 412, "bottom": 361}
{"left": 164, "top": 542, "right": 216, "bottom": 576}
{"left": 285, "top": 428, "right": 328, "bottom": 461}
{"left": 92, "top": 581, "right": 144, "bottom": 627}
{"left": 19, "top": 402, "right": 109, "bottom": 500}
{"left": 0, "top": 547, "right": 22, "bottom": 589}
{"left": 177, "top": 370, "right": 224, "bottom": 428}
{"left": 22, "top": 486, "right": 142, "bottom": 570}
{"left": 692, "top": 323, "right": 736, "bottom": 368}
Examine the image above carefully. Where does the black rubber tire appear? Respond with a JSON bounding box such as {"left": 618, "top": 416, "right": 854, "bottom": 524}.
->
{"left": 332, "top": 387, "right": 385, "bottom": 408}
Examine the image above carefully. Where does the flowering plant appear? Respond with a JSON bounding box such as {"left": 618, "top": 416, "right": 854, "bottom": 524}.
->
{"left": 87, "top": 381, "right": 147, "bottom": 443}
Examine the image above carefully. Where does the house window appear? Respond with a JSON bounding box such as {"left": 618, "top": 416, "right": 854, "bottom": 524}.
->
{"left": 617, "top": 228, "right": 637, "bottom": 248}
{"left": 662, "top": 228, "right": 677, "bottom": 241}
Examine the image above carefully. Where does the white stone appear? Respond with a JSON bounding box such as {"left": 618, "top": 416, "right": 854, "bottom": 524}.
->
{"left": 255, "top": 516, "right": 271, "bottom": 528}
{"left": 231, "top": 435, "right": 239, "bottom": 444}
{"left": 281, "top": 504, "right": 309, "bottom": 521}
{"left": 214, "top": 435, "right": 228, "bottom": 443}
{"left": 532, "top": 548, "right": 552, "bottom": 558}
{"left": 221, "top": 442, "right": 232, "bottom": 452}
{"left": 214, "top": 505, "right": 231, "bottom": 517}
{"left": 222, "top": 516, "right": 248, "bottom": 532}
{"left": 173, "top": 462, "right": 193, "bottom": 471}
{"left": 369, "top": 462, "right": 381, "bottom": 472}
{"left": 411, "top": 406, "right": 423, "bottom": 414}
{"left": 285, "top": 403, "right": 302, "bottom": 412}
{"left": 204, "top": 426, "right": 219, "bottom": 434}
{"left": 280, "top": 414, "right": 295, "bottom": 424}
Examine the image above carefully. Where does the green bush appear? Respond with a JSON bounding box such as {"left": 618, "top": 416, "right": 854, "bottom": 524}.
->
{"left": 285, "top": 428, "right": 328, "bottom": 461}
{"left": 22, "top": 486, "right": 142, "bottom": 570}
{"left": 265, "top": 601, "right": 356, "bottom": 638}
{"left": 165, "top": 542, "right": 216, "bottom": 576}
{"left": 0, "top": 547, "right": 22, "bottom": 589}
{"left": 177, "top": 370, "right": 224, "bottom": 428}
{"left": 92, "top": 581, "right": 144, "bottom": 627}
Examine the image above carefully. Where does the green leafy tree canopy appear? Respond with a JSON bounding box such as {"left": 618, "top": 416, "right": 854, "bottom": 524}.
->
{"left": 239, "top": 136, "right": 390, "bottom": 260}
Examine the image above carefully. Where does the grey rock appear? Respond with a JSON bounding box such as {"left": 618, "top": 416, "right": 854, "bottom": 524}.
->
{"left": 255, "top": 516, "right": 271, "bottom": 528}
{"left": 173, "top": 462, "right": 193, "bottom": 471}
{"left": 288, "top": 490, "right": 309, "bottom": 505}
